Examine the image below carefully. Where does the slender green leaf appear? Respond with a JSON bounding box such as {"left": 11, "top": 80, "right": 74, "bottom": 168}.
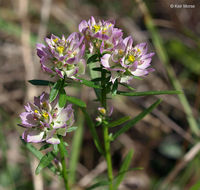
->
{"left": 53, "top": 144, "right": 59, "bottom": 154}
{"left": 69, "top": 111, "right": 84, "bottom": 184}
{"left": 58, "top": 136, "right": 68, "bottom": 157}
{"left": 76, "top": 77, "right": 102, "bottom": 89}
{"left": 111, "top": 80, "right": 118, "bottom": 95}
{"left": 112, "top": 99, "right": 162, "bottom": 140}
{"left": 86, "top": 180, "right": 109, "bottom": 190}
{"left": 132, "top": 76, "right": 143, "bottom": 80}
{"left": 39, "top": 144, "right": 51, "bottom": 151}
{"left": 49, "top": 79, "right": 63, "bottom": 103}
{"left": 119, "top": 83, "right": 135, "bottom": 91}
{"left": 64, "top": 142, "right": 69, "bottom": 147}
{"left": 35, "top": 152, "right": 55, "bottom": 175}
{"left": 105, "top": 116, "right": 130, "bottom": 128}
{"left": 28, "top": 80, "right": 54, "bottom": 86}
{"left": 66, "top": 126, "right": 78, "bottom": 133}
{"left": 114, "top": 149, "right": 134, "bottom": 189}
{"left": 87, "top": 54, "right": 99, "bottom": 64}
{"left": 92, "top": 67, "right": 102, "bottom": 72}
{"left": 81, "top": 108, "right": 104, "bottom": 155}
{"left": 21, "top": 139, "right": 57, "bottom": 174}
{"left": 66, "top": 96, "right": 86, "bottom": 108}
{"left": 117, "top": 90, "right": 182, "bottom": 96}
{"left": 91, "top": 77, "right": 102, "bottom": 82}
{"left": 59, "top": 88, "right": 67, "bottom": 108}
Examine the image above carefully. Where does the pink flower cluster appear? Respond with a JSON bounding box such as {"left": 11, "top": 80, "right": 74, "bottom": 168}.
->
{"left": 37, "top": 16, "right": 154, "bottom": 84}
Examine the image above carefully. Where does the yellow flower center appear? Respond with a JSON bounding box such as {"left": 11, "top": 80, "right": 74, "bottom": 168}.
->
{"left": 119, "top": 49, "right": 124, "bottom": 55}
{"left": 42, "top": 112, "right": 49, "bottom": 119}
{"left": 137, "top": 48, "right": 141, "bottom": 54}
{"left": 99, "top": 108, "right": 106, "bottom": 115}
{"left": 128, "top": 55, "right": 135, "bottom": 62}
{"left": 53, "top": 38, "right": 58, "bottom": 43}
{"left": 42, "top": 102, "right": 47, "bottom": 108}
{"left": 93, "top": 25, "right": 101, "bottom": 33}
{"left": 56, "top": 46, "right": 65, "bottom": 54}
{"left": 34, "top": 110, "right": 39, "bottom": 114}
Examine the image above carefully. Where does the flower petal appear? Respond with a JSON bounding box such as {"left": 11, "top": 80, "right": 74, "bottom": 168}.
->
{"left": 23, "top": 130, "right": 45, "bottom": 143}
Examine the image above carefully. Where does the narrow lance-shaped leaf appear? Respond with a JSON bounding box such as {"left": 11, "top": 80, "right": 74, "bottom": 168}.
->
{"left": 112, "top": 99, "right": 162, "bottom": 141}
{"left": 81, "top": 108, "right": 104, "bottom": 155}
{"left": 39, "top": 144, "right": 51, "bottom": 151}
{"left": 86, "top": 180, "right": 110, "bottom": 190}
{"left": 21, "top": 139, "right": 57, "bottom": 174}
{"left": 119, "top": 83, "right": 135, "bottom": 91}
{"left": 76, "top": 77, "right": 102, "bottom": 89}
{"left": 114, "top": 149, "right": 134, "bottom": 189}
{"left": 49, "top": 79, "right": 64, "bottom": 102}
{"left": 59, "top": 88, "right": 67, "bottom": 108}
{"left": 87, "top": 54, "right": 99, "bottom": 64}
{"left": 35, "top": 151, "right": 55, "bottom": 175}
{"left": 69, "top": 112, "right": 84, "bottom": 184}
{"left": 105, "top": 116, "right": 130, "bottom": 128}
{"left": 117, "top": 90, "right": 182, "bottom": 97}
{"left": 111, "top": 80, "right": 118, "bottom": 95}
{"left": 66, "top": 126, "right": 78, "bottom": 133}
{"left": 65, "top": 95, "right": 86, "bottom": 108}
{"left": 28, "top": 79, "right": 54, "bottom": 86}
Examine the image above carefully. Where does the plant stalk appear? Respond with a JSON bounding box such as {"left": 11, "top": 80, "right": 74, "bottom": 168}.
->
{"left": 58, "top": 136, "right": 70, "bottom": 190}
{"left": 101, "top": 68, "right": 113, "bottom": 190}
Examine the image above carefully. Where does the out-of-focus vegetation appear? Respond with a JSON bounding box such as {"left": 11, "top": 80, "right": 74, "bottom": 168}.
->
{"left": 0, "top": 0, "right": 200, "bottom": 189}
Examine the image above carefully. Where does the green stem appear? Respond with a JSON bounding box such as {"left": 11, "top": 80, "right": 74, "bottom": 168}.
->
{"left": 58, "top": 136, "right": 70, "bottom": 190}
{"left": 101, "top": 69, "right": 113, "bottom": 190}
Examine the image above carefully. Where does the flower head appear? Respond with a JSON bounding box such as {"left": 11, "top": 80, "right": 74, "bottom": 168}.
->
{"left": 101, "top": 36, "right": 155, "bottom": 84}
{"left": 19, "top": 92, "right": 74, "bottom": 144}
{"left": 37, "top": 32, "right": 86, "bottom": 79}
{"left": 79, "top": 16, "right": 123, "bottom": 54}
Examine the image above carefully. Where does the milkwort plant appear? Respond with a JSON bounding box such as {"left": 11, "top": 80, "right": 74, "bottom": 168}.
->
{"left": 19, "top": 16, "right": 181, "bottom": 190}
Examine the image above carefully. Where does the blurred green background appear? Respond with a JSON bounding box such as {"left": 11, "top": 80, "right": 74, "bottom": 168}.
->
{"left": 0, "top": 0, "right": 200, "bottom": 189}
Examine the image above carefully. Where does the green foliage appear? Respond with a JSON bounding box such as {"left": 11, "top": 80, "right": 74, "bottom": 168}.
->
{"left": 65, "top": 95, "right": 86, "bottom": 108}
{"left": 117, "top": 90, "right": 182, "bottom": 96}
{"left": 69, "top": 113, "right": 84, "bottom": 184}
{"left": 112, "top": 99, "right": 162, "bottom": 141}
{"left": 105, "top": 116, "right": 130, "bottom": 128}
{"left": 86, "top": 180, "right": 110, "bottom": 190}
{"left": 76, "top": 77, "right": 102, "bottom": 89}
{"left": 59, "top": 88, "right": 67, "bottom": 107}
{"left": 111, "top": 80, "right": 118, "bottom": 95}
{"left": 166, "top": 39, "right": 200, "bottom": 75}
{"left": 35, "top": 152, "right": 55, "bottom": 175}
{"left": 87, "top": 54, "right": 99, "bottom": 64}
{"left": 189, "top": 181, "right": 200, "bottom": 190}
{"left": 81, "top": 108, "right": 104, "bottom": 155}
{"left": 66, "top": 126, "right": 78, "bottom": 133}
{"left": 114, "top": 149, "right": 134, "bottom": 189}
{"left": 28, "top": 79, "right": 54, "bottom": 86}
{"left": 39, "top": 144, "right": 51, "bottom": 151}
{"left": 21, "top": 139, "right": 58, "bottom": 174}
{"left": 49, "top": 79, "right": 64, "bottom": 103}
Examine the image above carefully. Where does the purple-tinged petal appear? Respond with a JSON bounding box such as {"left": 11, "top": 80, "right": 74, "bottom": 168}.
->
{"left": 20, "top": 112, "right": 38, "bottom": 127}
{"left": 123, "top": 36, "right": 133, "bottom": 50}
{"left": 46, "top": 135, "right": 60, "bottom": 144}
{"left": 24, "top": 130, "right": 45, "bottom": 143}
{"left": 79, "top": 20, "right": 88, "bottom": 32}
{"left": 101, "top": 54, "right": 111, "bottom": 68}
{"left": 131, "top": 68, "right": 149, "bottom": 76}
{"left": 55, "top": 68, "right": 64, "bottom": 78}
